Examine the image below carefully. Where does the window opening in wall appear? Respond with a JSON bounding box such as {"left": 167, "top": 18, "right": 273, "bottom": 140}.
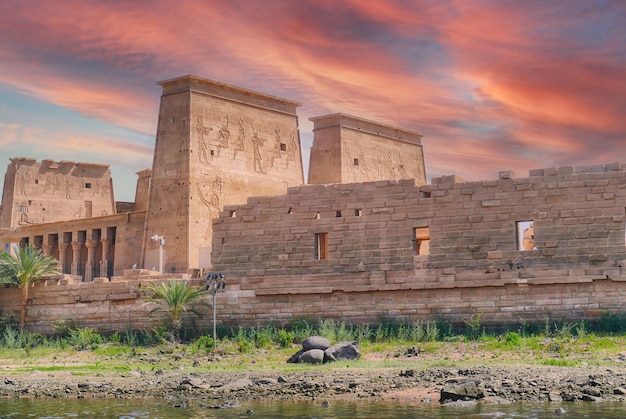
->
{"left": 517, "top": 220, "right": 535, "bottom": 251}
{"left": 355, "top": 209, "right": 362, "bottom": 216}
{"left": 314, "top": 233, "right": 329, "bottom": 260}
{"left": 413, "top": 227, "right": 430, "bottom": 255}
{"left": 280, "top": 143, "right": 287, "bottom": 151}
{"left": 85, "top": 183, "right": 92, "bottom": 189}
{"left": 35, "top": 179, "right": 39, "bottom": 184}
{"left": 230, "top": 211, "right": 236, "bottom": 217}
{"left": 336, "top": 210, "right": 342, "bottom": 217}
{"left": 315, "top": 212, "right": 320, "bottom": 219}
{"left": 354, "top": 158, "right": 360, "bottom": 166}
{"left": 211, "top": 150, "right": 215, "bottom": 156}
{"left": 287, "top": 207, "right": 293, "bottom": 214}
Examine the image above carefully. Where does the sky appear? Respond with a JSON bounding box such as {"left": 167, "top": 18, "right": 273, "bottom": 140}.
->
{"left": 1, "top": 0, "right": 625, "bottom": 202}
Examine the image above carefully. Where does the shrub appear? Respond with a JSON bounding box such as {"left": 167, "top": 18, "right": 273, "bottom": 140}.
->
{"left": 504, "top": 331, "right": 521, "bottom": 347}
{"left": 68, "top": 327, "right": 103, "bottom": 350}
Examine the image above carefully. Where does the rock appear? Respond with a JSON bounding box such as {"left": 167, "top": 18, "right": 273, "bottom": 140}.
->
{"left": 255, "top": 378, "right": 278, "bottom": 385}
{"left": 478, "top": 396, "right": 510, "bottom": 404}
{"left": 223, "top": 378, "right": 254, "bottom": 391}
{"left": 441, "top": 380, "right": 483, "bottom": 402}
{"left": 582, "top": 394, "right": 604, "bottom": 402}
{"left": 421, "top": 397, "right": 433, "bottom": 403}
{"left": 614, "top": 387, "right": 626, "bottom": 395}
{"left": 321, "top": 400, "right": 330, "bottom": 407}
{"left": 324, "top": 341, "right": 361, "bottom": 362}
{"left": 441, "top": 400, "right": 477, "bottom": 407}
{"left": 277, "top": 375, "right": 288, "bottom": 384}
{"left": 286, "top": 348, "right": 304, "bottom": 364}
{"left": 399, "top": 370, "right": 415, "bottom": 377}
{"left": 548, "top": 392, "right": 563, "bottom": 402}
{"left": 302, "top": 336, "right": 331, "bottom": 351}
{"left": 298, "top": 349, "right": 325, "bottom": 364}
{"left": 555, "top": 407, "right": 567, "bottom": 414}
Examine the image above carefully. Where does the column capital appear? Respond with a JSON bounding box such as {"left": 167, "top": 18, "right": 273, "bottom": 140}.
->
{"left": 71, "top": 241, "right": 83, "bottom": 251}
{"left": 85, "top": 240, "right": 98, "bottom": 249}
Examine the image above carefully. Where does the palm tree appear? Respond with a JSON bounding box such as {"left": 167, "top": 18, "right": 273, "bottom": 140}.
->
{"left": 0, "top": 245, "right": 59, "bottom": 329}
{"left": 142, "top": 280, "right": 208, "bottom": 340}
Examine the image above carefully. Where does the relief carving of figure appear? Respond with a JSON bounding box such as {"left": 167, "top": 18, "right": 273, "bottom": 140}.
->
{"left": 285, "top": 130, "right": 298, "bottom": 168}
{"left": 212, "top": 175, "right": 224, "bottom": 198}
{"left": 214, "top": 115, "right": 230, "bottom": 157}
{"left": 386, "top": 151, "right": 397, "bottom": 179}
{"left": 196, "top": 119, "right": 212, "bottom": 164}
{"left": 19, "top": 171, "right": 29, "bottom": 196}
{"left": 250, "top": 122, "right": 265, "bottom": 173}
{"left": 196, "top": 182, "right": 221, "bottom": 245}
{"left": 65, "top": 179, "right": 73, "bottom": 199}
{"left": 269, "top": 126, "right": 283, "bottom": 168}
{"left": 233, "top": 118, "right": 245, "bottom": 159}
{"left": 358, "top": 147, "right": 370, "bottom": 180}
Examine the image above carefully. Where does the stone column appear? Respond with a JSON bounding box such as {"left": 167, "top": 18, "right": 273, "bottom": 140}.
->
{"left": 58, "top": 243, "right": 69, "bottom": 273}
{"left": 71, "top": 242, "right": 82, "bottom": 277}
{"left": 101, "top": 239, "right": 110, "bottom": 278}
{"left": 42, "top": 244, "right": 53, "bottom": 256}
{"left": 84, "top": 240, "right": 98, "bottom": 282}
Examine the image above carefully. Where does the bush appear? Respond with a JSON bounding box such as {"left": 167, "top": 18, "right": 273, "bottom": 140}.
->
{"left": 504, "top": 331, "right": 521, "bottom": 347}
{"left": 68, "top": 327, "right": 103, "bottom": 350}
{"left": 191, "top": 335, "right": 214, "bottom": 354}
{"left": 277, "top": 329, "right": 294, "bottom": 348}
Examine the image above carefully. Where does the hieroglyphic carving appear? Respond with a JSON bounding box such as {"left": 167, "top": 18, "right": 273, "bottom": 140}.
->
{"left": 269, "top": 126, "right": 283, "bottom": 168}
{"left": 233, "top": 118, "right": 245, "bottom": 159}
{"left": 250, "top": 122, "right": 265, "bottom": 173}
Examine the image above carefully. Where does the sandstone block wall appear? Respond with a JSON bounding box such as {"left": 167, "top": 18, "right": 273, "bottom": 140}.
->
{"left": 308, "top": 113, "right": 426, "bottom": 185}
{"left": 208, "top": 162, "right": 626, "bottom": 326}
{"left": 0, "top": 158, "right": 115, "bottom": 229}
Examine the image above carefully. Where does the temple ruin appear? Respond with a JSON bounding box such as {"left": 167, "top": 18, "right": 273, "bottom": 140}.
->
{"left": 1, "top": 74, "right": 625, "bottom": 333}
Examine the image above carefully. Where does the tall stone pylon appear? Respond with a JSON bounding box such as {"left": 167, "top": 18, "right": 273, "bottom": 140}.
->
{"left": 307, "top": 113, "right": 426, "bottom": 185}
{"left": 142, "top": 75, "right": 304, "bottom": 272}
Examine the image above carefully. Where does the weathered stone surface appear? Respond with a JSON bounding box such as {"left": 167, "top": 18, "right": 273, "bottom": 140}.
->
{"left": 324, "top": 341, "right": 361, "bottom": 362}
{"left": 302, "top": 336, "right": 331, "bottom": 351}
{"left": 440, "top": 380, "right": 483, "bottom": 402}
{"left": 298, "top": 349, "right": 325, "bottom": 364}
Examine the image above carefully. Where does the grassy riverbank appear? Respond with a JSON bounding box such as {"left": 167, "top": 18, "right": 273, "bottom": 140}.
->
{"left": 2, "top": 315, "right": 626, "bottom": 374}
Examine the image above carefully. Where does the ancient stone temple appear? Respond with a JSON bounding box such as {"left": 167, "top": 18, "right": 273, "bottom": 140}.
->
{"left": 141, "top": 76, "right": 305, "bottom": 272}
{"left": 0, "top": 75, "right": 425, "bottom": 281}
{"left": 4, "top": 74, "right": 623, "bottom": 334}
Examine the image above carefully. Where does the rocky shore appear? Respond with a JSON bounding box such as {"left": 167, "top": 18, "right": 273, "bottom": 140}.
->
{"left": 3, "top": 364, "right": 626, "bottom": 408}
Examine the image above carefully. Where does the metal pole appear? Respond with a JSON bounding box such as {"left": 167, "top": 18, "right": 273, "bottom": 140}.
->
{"left": 212, "top": 292, "right": 217, "bottom": 352}
{"left": 159, "top": 241, "right": 163, "bottom": 273}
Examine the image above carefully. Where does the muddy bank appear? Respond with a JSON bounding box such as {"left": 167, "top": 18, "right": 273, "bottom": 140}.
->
{"left": 2, "top": 365, "right": 626, "bottom": 407}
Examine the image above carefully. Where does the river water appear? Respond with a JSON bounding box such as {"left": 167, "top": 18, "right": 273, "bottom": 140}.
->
{"left": 1, "top": 399, "right": 626, "bottom": 418}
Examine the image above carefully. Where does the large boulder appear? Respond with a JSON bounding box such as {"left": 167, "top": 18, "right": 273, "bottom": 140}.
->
{"left": 298, "top": 349, "right": 325, "bottom": 364}
{"left": 302, "top": 336, "right": 331, "bottom": 351}
{"left": 286, "top": 348, "right": 305, "bottom": 364}
{"left": 324, "top": 341, "right": 361, "bottom": 362}
{"left": 440, "top": 379, "right": 483, "bottom": 403}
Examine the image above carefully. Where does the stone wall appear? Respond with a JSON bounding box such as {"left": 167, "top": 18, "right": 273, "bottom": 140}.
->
{"left": 208, "top": 162, "right": 626, "bottom": 326}
{"left": 0, "top": 158, "right": 115, "bottom": 229}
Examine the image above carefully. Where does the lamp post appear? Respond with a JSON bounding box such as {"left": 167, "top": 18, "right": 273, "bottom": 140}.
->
{"left": 150, "top": 235, "right": 165, "bottom": 273}
{"left": 205, "top": 273, "right": 226, "bottom": 352}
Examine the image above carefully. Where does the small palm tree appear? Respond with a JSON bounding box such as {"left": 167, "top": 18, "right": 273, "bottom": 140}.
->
{"left": 0, "top": 245, "right": 59, "bottom": 329}
{"left": 142, "top": 280, "right": 208, "bottom": 340}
